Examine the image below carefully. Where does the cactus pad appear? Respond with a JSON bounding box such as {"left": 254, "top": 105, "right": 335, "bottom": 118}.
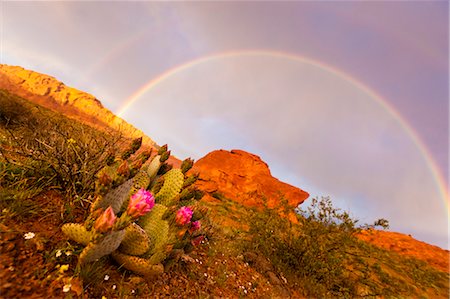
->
{"left": 79, "top": 230, "right": 125, "bottom": 265}
{"left": 95, "top": 179, "right": 133, "bottom": 213}
{"left": 138, "top": 204, "right": 167, "bottom": 229}
{"left": 143, "top": 218, "right": 170, "bottom": 262}
{"left": 119, "top": 223, "right": 151, "bottom": 256}
{"left": 130, "top": 170, "right": 151, "bottom": 195}
{"left": 61, "top": 223, "right": 93, "bottom": 246}
{"left": 155, "top": 169, "right": 184, "bottom": 206}
{"left": 146, "top": 155, "right": 161, "bottom": 179}
{"left": 112, "top": 252, "right": 164, "bottom": 277}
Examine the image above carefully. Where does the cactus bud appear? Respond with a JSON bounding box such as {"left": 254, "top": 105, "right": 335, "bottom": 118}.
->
{"left": 98, "top": 172, "right": 112, "bottom": 186}
{"left": 189, "top": 220, "right": 201, "bottom": 233}
{"left": 183, "top": 174, "right": 198, "bottom": 188}
{"left": 194, "top": 189, "right": 204, "bottom": 201}
{"left": 117, "top": 160, "right": 130, "bottom": 177}
{"left": 179, "top": 188, "right": 195, "bottom": 201}
{"left": 152, "top": 176, "right": 165, "bottom": 194}
{"left": 138, "top": 150, "right": 152, "bottom": 163}
{"left": 191, "top": 209, "right": 203, "bottom": 222}
{"left": 180, "top": 158, "right": 194, "bottom": 174}
{"left": 158, "top": 144, "right": 168, "bottom": 155}
{"left": 127, "top": 188, "right": 155, "bottom": 219}
{"left": 159, "top": 150, "right": 171, "bottom": 163}
{"left": 131, "top": 159, "right": 143, "bottom": 171}
{"left": 121, "top": 150, "right": 132, "bottom": 160}
{"left": 94, "top": 206, "right": 117, "bottom": 233}
{"left": 105, "top": 153, "right": 115, "bottom": 166}
{"left": 130, "top": 137, "right": 143, "bottom": 153}
{"left": 157, "top": 163, "right": 172, "bottom": 175}
{"left": 175, "top": 206, "right": 193, "bottom": 226}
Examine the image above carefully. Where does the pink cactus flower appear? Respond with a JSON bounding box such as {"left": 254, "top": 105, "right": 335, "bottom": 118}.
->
{"left": 175, "top": 206, "right": 193, "bottom": 226}
{"left": 189, "top": 220, "right": 201, "bottom": 233}
{"left": 127, "top": 188, "right": 155, "bottom": 218}
{"left": 94, "top": 206, "right": 117, "bottom": 233}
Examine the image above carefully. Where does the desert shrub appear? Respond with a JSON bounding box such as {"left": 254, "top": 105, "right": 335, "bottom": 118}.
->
{"left": 243, "top": 196, "right": 448, "bottom": 298}
{"left": 245, "top": 197, "right": 360, "bottom": 297}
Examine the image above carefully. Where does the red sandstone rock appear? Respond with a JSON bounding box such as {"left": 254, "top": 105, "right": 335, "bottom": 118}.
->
{"left": 358, "top": 230, "right": 450, "bottom": 273}
{"left": 190, "top": 149, "right": 309, "bottom": 211}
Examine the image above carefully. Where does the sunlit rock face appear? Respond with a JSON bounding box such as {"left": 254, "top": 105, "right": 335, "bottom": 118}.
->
{"left": 358, "top": 230, "right": 450, "bottom": 273}
{"left": 191, "top": 149, "right": 309, "bottom": 212}
{"left": 0, "top": 64, "right": 153, "bottom": 145}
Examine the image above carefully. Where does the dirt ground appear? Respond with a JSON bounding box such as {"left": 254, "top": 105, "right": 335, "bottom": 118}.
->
{"left": 0, "top": 191, "right": 297, "bottom": 299}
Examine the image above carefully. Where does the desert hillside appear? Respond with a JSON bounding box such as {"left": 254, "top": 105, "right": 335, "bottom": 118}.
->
{"left": 0, "top": 64, "right": 153, "bottom": 146}
{"left": 0, "top": 65, "right": 448, "bottom": 298}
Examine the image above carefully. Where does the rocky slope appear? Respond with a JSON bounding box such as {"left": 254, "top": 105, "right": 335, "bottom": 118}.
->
{"left": 358, "top": 230, "right": 449, "bottom": 273}
{"left": 0, "top": 64, "right": 153, "bottom": 146}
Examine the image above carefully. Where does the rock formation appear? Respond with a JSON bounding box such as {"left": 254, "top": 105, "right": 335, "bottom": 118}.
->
{"left": 358, "top": 230, "right": 449, "bottom": 273}
{"left": 191, "top": 149, "right": 309, "bottom": 211}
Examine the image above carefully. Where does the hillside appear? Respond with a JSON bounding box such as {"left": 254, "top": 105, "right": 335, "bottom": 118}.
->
{"left": 0, "top": 64, "right": 153, "bottom": 147}
{"left": 0, "top": 66, "right": 449, "bottom": 298}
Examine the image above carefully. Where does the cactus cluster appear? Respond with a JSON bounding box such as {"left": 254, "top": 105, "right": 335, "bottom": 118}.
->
{"left": 61, "top": 138, "right": 205, "bottom": 277}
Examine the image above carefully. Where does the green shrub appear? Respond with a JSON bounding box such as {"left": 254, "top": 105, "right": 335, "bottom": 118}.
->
{"left": 242, "top": 196, "right": 448, "bottom": 298}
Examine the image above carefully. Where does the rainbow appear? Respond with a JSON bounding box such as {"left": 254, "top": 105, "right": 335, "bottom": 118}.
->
{"left": 116, "top": 50, "right": 449, "bottom": 212}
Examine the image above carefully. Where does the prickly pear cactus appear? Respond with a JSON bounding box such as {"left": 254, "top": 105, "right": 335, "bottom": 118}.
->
{"left": 61, "top": 223, "right": 93, "bottom": 246}
{"left": 119, "top": 223, "right": 151, "bottom": 256}
{"left": 79, "top": 230, "right": 126, "bottom": 265}
{"left": 111, "top": 252, "right": 164, "bottom": 277}
{"left": 155, "top": 169, "right": 185, "bottom": 206}
{"left": 61, "top": 140, "right": 206, "bottom": 277}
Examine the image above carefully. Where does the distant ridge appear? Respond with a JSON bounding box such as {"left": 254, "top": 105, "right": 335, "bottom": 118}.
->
{"left": 0, "top": 64, "right": 154, "bottom": 146}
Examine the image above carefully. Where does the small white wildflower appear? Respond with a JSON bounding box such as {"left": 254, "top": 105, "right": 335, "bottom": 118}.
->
{"left": 63, "top": 284, "right": 71, "bottom": 293}
{"left": 204, "top": 273, "right": 207, "bottom": 277}
{"left": 104, "top": 274, "right": 110, "bottom": 281}
{"left": 244, "top": 289, "right": 248, "bottom": 294}
{"left": 112, "top": 284, "right": 117, "bottom": 290}
{"left": 195, "top": 258, "right": 199, "bottom": 263}
{"left": 131, "top": 289, "right": 135, "bottom": 294}
{"left": 56, "top": 250, "right": 62, "bottom": 257}
{"left": 199, "top": 260, "right": 202, "bottom": 265}
{"left": 24, "top": 232, "right": 35, "bottom": 240}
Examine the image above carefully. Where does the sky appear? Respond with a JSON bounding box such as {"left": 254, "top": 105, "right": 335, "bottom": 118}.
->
{"left": 1, "top": 1, "right": 448, "bottom": 249}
